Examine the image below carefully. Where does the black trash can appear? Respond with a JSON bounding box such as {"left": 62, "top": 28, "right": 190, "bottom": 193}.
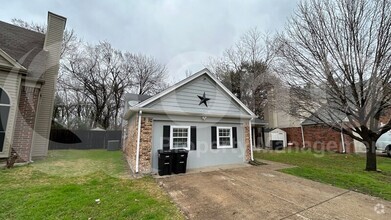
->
{"left": 158, "top": 150, "right": 173, "bottom": 176}
{"left": 171, "top": 149, "right": 189, "bottom": 174}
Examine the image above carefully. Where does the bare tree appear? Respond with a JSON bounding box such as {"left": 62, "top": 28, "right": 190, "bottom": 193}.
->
{"left": 13, "top": 18, "right": 168, "bottom": 130}
{"left": 123, "top": 53, "right": 167, "bottom": 95}
{"left": 276, "top": 0, "right": 391, "bottom": 171}
{"left": 209, "top": 28, "right": 277, "bottom": 117}
{"left": 59, "top": 43, "right": 167, "bottom": 130}
{"left": 62, "top": 42, "right": 130, "bottom": 129}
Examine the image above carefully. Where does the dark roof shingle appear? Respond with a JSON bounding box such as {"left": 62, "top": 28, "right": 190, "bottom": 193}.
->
{"left": 0, "top": 21, "right": 46, "bottom": 74}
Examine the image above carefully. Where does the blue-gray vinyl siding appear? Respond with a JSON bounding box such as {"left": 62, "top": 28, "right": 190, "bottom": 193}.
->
{"left": 151, "top": 115, "right": 246, "bottom": 172}
{"left": 145, "top": 75, "right": 247, "bottom": 116}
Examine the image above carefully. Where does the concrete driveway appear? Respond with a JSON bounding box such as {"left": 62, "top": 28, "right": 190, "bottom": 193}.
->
{"left": 159, "top": 162, "right": 391, "bottom": 220}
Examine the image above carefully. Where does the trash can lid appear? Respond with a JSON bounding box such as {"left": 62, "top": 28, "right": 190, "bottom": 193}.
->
{"left": 158, "top": 149, "right": 172, "bottom": 154}
{"left": 172, "top": 149, "right": 189, "bottom": 153}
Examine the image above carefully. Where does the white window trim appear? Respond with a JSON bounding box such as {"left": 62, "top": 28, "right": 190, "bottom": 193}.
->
{"left": 170, "top": 125, "right": 191, "bottom": 150}
{"left": 217, "top": 126, "right": 233, "bottom": 149}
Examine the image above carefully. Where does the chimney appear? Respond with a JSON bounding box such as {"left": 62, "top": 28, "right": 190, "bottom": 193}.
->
{"left": 44, "top": 12, "right": 67, "bottom": 65}
{"left": 30, "top": 12, "right": 66, "bottom": 158}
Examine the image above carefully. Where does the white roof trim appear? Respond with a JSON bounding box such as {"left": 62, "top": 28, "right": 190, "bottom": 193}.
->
{"left": 124, "top": 107, "right": 254, "bottom": 120}
{"left": 135, "top": 68, "right": 256, "bottom": 117}
{"left": 0, "top": 48, "right": 27, "bottom": 71}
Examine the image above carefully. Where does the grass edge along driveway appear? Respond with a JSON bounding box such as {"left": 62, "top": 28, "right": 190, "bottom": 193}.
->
{"left": 0, "top": 150, "right": 183, "bottom": 220}
{"left": 254, "top": 150, "right": 391, "bottom": 201}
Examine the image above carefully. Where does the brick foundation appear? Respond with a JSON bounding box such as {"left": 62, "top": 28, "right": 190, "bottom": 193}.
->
{"left": 12, "top": 86, "right": 40, "bottom": 162}
{"left": 123, "top": 116, "right": 153, "bottom": 173}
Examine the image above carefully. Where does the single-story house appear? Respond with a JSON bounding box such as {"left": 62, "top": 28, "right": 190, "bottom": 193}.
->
{"left": 122, "top": 68, "right": 257, "bottom": 173}
{"left": 0, "top": 12, "right": 66, "bottom": 162}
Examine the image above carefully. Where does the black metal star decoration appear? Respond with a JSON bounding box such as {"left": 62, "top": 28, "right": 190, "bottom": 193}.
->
{"left": 198, "top": 92, "right": 210, "bottom": 107}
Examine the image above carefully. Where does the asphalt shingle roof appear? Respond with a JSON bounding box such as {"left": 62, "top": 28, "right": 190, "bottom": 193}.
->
{"left": 0, "top": 20, "right": 46, "bottom": 77}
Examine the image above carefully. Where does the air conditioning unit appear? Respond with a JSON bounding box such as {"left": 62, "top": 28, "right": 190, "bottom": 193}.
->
{"left": 107, "top": 140, "right": 120, "bottom": 151}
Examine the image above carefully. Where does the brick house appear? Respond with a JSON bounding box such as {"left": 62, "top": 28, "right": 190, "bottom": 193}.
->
{"left": 0, "top": 12, "right": 66, "bottom": 162}
{"left": 263, "top": 99, "right": 356, "bottom": 153}
{"left": 122, "top": 69, "right": 256, "bottom": 174}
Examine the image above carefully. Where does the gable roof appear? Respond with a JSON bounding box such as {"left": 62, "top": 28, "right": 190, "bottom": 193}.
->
{"left": 0, "top": 21, "right": 46, "bottom": 71}
{"left": 134, "top": 68, "right": 256, "bottom": 117}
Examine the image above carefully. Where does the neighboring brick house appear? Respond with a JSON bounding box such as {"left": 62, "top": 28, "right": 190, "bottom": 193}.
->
{"left": 263, "top": 97, "right": 356, "bottom": 152}
{"left": 299, "top": 120, "right": 355, "bottom": 153}
{"left": 122, "top": 69, "right": 255, "bottom": 174}
{"left": 0, "top": 12, "right": 66, "bottom": 162}
{"left": 264, "top": 103, "right": 388, "bottom": 153}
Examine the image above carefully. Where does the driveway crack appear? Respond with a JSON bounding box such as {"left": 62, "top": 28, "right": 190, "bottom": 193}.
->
{"left": 279, "top": 190, "right": 351, "bottom": 220}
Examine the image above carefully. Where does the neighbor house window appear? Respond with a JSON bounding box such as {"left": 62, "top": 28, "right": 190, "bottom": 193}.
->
{"left": 170, "top": 126, "right": 190, "bottom": 150}
{"left": 217, "top": 127, "right": 232, "bottom": 148}
{"left": 0, "top": 88, "right": 10, "bottom": 153}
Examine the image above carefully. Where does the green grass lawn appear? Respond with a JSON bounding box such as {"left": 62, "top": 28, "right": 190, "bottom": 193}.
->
{"left": 254, "top": 150, "right": 391, "bottom": 201}
{"left": 0, "top": 150, "right": 183, "bottom": 220}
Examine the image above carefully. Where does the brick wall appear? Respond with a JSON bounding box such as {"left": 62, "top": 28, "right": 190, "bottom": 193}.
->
{"left": 123, "top": 116, "right": 153, "bottom": 173}
{"left": 281, "top": 127, "right": 303, "bottom": 148}
{"left": 12, "top": 86, "right": 40, "bottom": 162}
{"left": 302, "top": 125, "right": 354, "bottom": 153}
{"left": 139, "top": 117, "right": 152, "bottom": 173}
{"left": 123, "top": 117, "right": 137, "bottom": 172}
{"left": 244, "top": 123, "right": 251, "bottom": 161}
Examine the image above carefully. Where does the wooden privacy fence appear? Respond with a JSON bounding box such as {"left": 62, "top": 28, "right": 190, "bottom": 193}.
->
{"left": 49, "top": 129, "right": 122, "bottom": 150}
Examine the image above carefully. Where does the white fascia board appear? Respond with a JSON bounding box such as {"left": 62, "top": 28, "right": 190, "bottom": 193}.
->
{"left": 123, "top": 107, "right": 254, "bottom": 120}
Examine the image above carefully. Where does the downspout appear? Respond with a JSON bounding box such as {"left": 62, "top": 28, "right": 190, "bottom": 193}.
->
{"left": 249, "top": 119, "right": 254, "bottom": 161}
{"left": 340, "top": 121, "right": 346, "bottom": 153}
{"left": 301, "top": 125, "right": 305, "bottom": 148}
{"left": 135, "top": 110, "right": 142, "bottom": 173}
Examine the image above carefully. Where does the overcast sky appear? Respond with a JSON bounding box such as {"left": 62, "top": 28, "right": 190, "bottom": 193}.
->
{"left": 0, "top": 0, "right": 298, "bottom": 83}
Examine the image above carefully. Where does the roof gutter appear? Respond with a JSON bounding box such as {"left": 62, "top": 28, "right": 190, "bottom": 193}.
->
{"left": 123, "top": 107, "right": 255, "bottom": 120}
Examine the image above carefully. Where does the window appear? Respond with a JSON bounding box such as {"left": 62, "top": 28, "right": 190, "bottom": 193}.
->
{"left": 217, "top": 127, "right": 232, "bottom": 148}
{"left": 170, "top": 126, "right": 190, "bottom": 150}
{"left": 0, "top": 88, "right": 10, "bottom": 153}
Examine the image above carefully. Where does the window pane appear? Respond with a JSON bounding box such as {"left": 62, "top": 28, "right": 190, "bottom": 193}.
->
{"left": 0, "top": 89, "right": 10, "bottom": 105}
{"left": 219, "top": 128, "right": 230, "bottom": 137}
{"left": 172, "top": 127, "right": 189, "bottom": 149}
{"left": 0, "top": 106, "right": 9, "bottom": 132}
{"left": 173, "top": 138, "right": 188, "bottom": 148}
{"left": 219, "top": 137, "right": 231, "bottom": 146}
{"left": 0, "top": 132, "right": 4, "bottom": 152}
{"left": 173, "top": 128, "right": 188, "bottom": 137}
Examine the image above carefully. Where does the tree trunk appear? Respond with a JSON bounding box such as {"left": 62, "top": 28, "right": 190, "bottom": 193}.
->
{"left": 365, "top": 141, "right": 377, "bottom": 171}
